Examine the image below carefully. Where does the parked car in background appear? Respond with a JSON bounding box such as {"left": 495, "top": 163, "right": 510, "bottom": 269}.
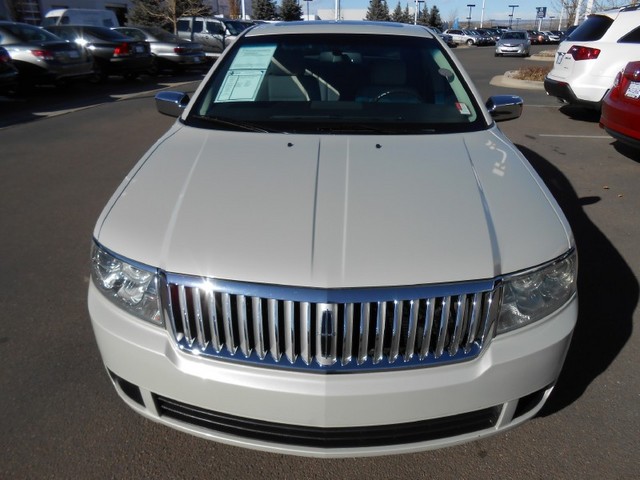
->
{"left": 600, "top": 60, "right": 640, "bottom": 149}
{"left": 427, "top": 26, "right": 456, "bottom": 47}
{"left": 89, "top": 21, "right": 577, "bottom": 458}
{"left": 44, "top": 25, "right": 152, "bottom": 82}
{"left": 42, "top": 8, "right": 119, "bottom": 27}
{"left": 495, "top": 30, "right": 531, "bottom": 57}
{"left": 545, "top": 5, "right": 640, "bottom": 110}
{"left": 113, "top": 26, "right": 207, "bottom": 74}
{"left": 443, "top": 28, "right": 477, "bottom": 45}
{"left": 0, "top": 45, "right": 19, "bottom": 92}
{"left": 176, "top": 16, "right": 255, "bottom": 57}
{"left": 0, "top": 20, "right": 93, "bottom": 88}
{"left": 541, "top": 30, "right": 561, "bottom": 43}
{"left": 467, "top": 29, "right": 494, "bottom": 46}
{"left": 526, "top": 30, "right": 547, "bottom": 44}
{"left": 474, "top": 28, "right": 498, "bottom": 44}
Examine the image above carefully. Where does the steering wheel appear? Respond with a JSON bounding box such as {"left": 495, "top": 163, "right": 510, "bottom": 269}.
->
{"left": 374, "top": 90, "right": 422, "bottom": 103}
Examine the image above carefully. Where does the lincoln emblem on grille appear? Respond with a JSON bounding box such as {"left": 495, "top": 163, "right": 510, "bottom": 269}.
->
{"left": 316, "top": 304, "right": 338, "bottom": 366}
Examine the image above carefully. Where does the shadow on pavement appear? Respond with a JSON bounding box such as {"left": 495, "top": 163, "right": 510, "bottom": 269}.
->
{"left": 516, "top": 145, "right": 637, "bottom": 415}
{"left": 559, "top": 104, "right": 601, "bottom": 123}
{"left": 0, "top": 69, "right": 206, "bottom": 128}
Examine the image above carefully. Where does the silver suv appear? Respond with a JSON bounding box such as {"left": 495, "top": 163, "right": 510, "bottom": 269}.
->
{"left": 176, "top": 16, "right": 254, "bottom": 57}
{"left": 544, "top": 5, "right": 640, "bottom": 110}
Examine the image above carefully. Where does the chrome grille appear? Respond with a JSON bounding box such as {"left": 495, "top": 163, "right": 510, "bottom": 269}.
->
{"left": 161, "top": 274, "right": 502, "bottom": 372}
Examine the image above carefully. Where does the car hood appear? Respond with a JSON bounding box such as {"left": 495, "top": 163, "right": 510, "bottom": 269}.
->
{"left": 95, "top": 124, "right": 572, "bottom": 288}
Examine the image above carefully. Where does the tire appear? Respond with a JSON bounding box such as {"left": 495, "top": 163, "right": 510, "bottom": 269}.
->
{"left": 466, "top": 39, "right": 474, "bottom": 46}
{"left": 89, "top": 61, "right": 107, "bottom": 84}
{"left": 147, "top": 57, "right": 160, "bottom": 76}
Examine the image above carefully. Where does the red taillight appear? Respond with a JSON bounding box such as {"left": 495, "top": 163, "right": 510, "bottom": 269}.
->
{"left": 623, "top": 61, "right": 640, "bottom": 81}
{"left": 0, "top": 52, "right": 10, "bottom": 63}
{"left": 31, "top": 49, "right": 55, "bottom": 61}
{"left": 174, "top": 46, "right": 186, "bottom": 54}
{"left": 113, "top": 43, "right": 131, "bottom": 57}
{"left": 567, "top": 45, "right": 601, "bottom": 61}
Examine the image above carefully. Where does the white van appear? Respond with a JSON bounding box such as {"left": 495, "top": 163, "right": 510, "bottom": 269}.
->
{"left": 42, "top": 8, "right": 119, "bottom": 28}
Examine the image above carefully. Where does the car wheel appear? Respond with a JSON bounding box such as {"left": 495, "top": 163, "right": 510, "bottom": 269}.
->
{"left": 148, "top": 57, "right": 160, "bottom": 76}
{"left": 89, "top": 61, "right": 107, "bottom": 84}
{"left": 466, "top": 39, "right": 474, "bottom": 46}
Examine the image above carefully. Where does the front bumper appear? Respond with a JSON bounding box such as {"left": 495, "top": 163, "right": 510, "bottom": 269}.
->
{"left": 496, "top": 45, "right": 528, "bottom": 56}
{"left": 88, "top": 281, "right": 577, "bottom": 457}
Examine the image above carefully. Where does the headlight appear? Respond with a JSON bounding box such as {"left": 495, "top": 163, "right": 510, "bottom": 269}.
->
{"left": 498, "top": 249, "right": 577, "bottom": 334}
{"left": 90, "top": 242, "right": 162, "bottom": 325}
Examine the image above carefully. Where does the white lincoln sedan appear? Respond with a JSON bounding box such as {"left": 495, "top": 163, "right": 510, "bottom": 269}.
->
{"left": 88, "top": 21, "right": 578, "bottom": 457}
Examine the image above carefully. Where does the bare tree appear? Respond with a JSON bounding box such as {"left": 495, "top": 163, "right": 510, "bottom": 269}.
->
{"left": 128, "top": 0, "right": 212, "bottom": 33}
{"left": 551, "top": 0, "right": 631, "bottom": 28}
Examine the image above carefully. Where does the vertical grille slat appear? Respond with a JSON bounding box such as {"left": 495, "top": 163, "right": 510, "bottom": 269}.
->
{"left": 236, "top": 295, "right": 251, "bottom": 358}
{"left": 434, "top": 297, "right": 450, "bottom": 359}
{"left": 449, "top": 294, "right": 467, "bottom": 356}
{"left": 342, "top": 303, "right": 354, "bottom": 366}
{"left": 358, "top": 303, "right": 371, "bottom": 365}
{"left": 284, "top": 300, "right": 296, "bottom": 363}
{"left": 177, "top": 285, "right": 193, "bottom": 346}
{"left": 389, "top": 301, "right": 403, "bottom": 363}
{"left": 300, "top": 302, "right": 311, "bottom": 365}
{"left": 252, "top": 297, "right": 266, "bottom": 360}
{"left": 192, "top": 287, "right": 207, "bottom": 351}
{"left": 164, "top": 278, "right": 500, "bottom": 371}
{"left": 267, "top": 299, "right": 281, "bottom": 362}
{"left": 221, "top": 293, "right": 236, "bottom": 355}
{"left": 404, "top": 299, "right": 420, "bottom": 362}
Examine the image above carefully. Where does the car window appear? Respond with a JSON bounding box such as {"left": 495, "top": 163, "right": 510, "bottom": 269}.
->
{"left": 152, "top": 29, "right": 180, "bottom": 42}
{"left": 566, "top": 15, "right": 613, "bottom": 41}
{"left": 3, "top": 23, "right": 61, "bottom": 42}
{"left": 225, "top": 21, "right": 252, "bottom": 36}
{"left": 619, "top": 26, "right": 640, "bottom": 43}
{"left": 85, "top": 27, "right": 130, "bottom": 41}
{"left": 193, "top": 20, "right": 203, "bottom": 33}
{"left": 188, "top": 33, "right": 484, "bottom": 135}
{"left": 118, "top": 28, "right": 145, "bottom": 41}
{"left": 177, "top": 20, "right": 190, "bottom": 32}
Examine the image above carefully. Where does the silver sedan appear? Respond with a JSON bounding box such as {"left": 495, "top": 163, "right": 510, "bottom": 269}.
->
{"left": 113, "top": 26, "right": 208, "bottom": 74}
{"left": 495, "top": 30, "right": 531, "bottom": 57}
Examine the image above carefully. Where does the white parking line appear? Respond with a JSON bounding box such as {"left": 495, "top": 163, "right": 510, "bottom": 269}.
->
{"left": 539, "top": 134, "right": 612, "bottom": 139}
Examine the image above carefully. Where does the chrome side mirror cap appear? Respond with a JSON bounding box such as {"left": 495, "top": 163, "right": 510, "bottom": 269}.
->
{"left": 155, "top": 91, "right": 190, "bottom": 117}
{"left": 486, "top": 95, "right": 523, "bottom": 122}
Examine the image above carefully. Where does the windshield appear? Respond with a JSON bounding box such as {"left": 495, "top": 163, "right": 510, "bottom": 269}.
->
{"left": 502, "top": 32, "right": 526, "bottom": 40}
{"left": 187, "top": 33, "right": 485, "bottom": 135}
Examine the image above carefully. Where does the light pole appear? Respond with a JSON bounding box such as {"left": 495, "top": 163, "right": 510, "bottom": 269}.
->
{"left": 508, "top": 4, "right": 519, "bottom": 28}
{"left": 466, "top": 4, "right": 476, "bottom": 28}
{"left": 414, "top": 0, "right": 425, "bottom": 25}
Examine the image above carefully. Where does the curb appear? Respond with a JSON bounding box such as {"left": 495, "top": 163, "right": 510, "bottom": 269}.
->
{"left": 490, "top": 73, "right": 545, "bottom": 90}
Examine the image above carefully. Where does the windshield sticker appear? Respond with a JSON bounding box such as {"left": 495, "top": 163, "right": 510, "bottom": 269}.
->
{"left": 215, "top": 45, "right": 277, "bottom": 102}
{"left": 456, "top": 102, "right": 471, "bottom": 115}
{"left": 230, "top": 45, "right": 277, "bottom": 70}
{"left": 216, "top": 71, "right": 264, "bottom": 102}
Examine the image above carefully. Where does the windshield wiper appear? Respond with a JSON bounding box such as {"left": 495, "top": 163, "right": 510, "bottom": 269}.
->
{"left": 190, "top": 115, "right": 276, "bottom": 133}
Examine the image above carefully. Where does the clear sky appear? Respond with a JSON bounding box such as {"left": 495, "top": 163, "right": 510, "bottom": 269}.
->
{"left": 308, "top": 0, "right": 568, "bottom": 27}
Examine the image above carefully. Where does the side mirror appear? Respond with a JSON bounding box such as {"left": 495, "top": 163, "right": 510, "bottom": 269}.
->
{"left": 486, "top": 95, "right": 523, "bottom": 122}
{"left": 155, "top": 91, "right": 189, "bottom": 117}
